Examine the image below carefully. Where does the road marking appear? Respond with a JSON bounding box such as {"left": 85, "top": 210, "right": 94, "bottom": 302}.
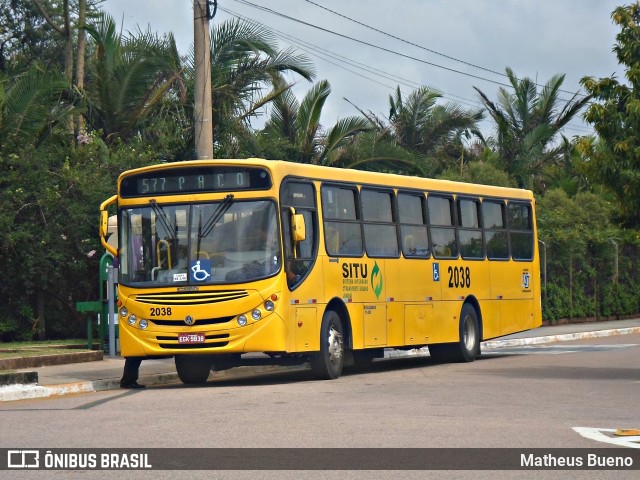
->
{"left": 573, "top": 427, "right": 640, "bottom": 448}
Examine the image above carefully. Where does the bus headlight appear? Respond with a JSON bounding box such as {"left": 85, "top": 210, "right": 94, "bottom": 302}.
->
{"left": 237, "top": 315, "right": 247, "bottom": 326}
{"left": 139, "top": 319, "right": 148, "bottom": 330}
{"left": 119, "top": 307, "right": 128, "bottom": 318}
{"left": 251, "top": 309, "right": 262, "bottom": 320}
{"left": 127, "top": 315, "right": 137, "bottom": 326}
{"left": 264, "top": 300, "right": 275, "bottom": 312}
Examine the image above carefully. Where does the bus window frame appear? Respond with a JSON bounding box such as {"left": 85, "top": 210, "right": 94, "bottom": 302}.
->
{"left": 360, "top": 187, "right": 400, "bottom": 259}
{"left": 457, "top": 196, "right": 485, "bottom": 261}
{"left": 427, "top": 193, "right": 459, "bottom": 260}
{"left": 280, "top": 178, "right": 319, "bottom": 290}
{"left": 507, "top": 201, "right": 535, "bottom": 262}
{"left": 397, "top": 190, "right": 431, "bottom": 259}
{"left": 321, "top": 183, "right": 364, "bottom": 258}
{"left": 482, "top": 199, "right": 510, "bottom": 261}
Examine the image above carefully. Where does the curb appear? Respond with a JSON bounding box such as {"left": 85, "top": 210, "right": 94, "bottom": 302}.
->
{"left": 481, "top": 326, "right": 640, "bottom": 349}
{"left": 0, "top": 364, "right": 308, "bottom": 402}
{"left": 0, "top": 370, "right": 38, "bottom": 386}
{"left": 0, "top": 351, "right": 103, "bottom": 370}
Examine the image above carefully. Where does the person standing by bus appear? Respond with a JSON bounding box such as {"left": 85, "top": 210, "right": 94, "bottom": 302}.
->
{"left": 120, "top": 357, "right": 145, "bottom": 389}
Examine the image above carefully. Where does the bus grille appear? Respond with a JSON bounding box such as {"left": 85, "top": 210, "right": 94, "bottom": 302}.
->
{"left": 134, "top": 290, "right": 249, "bottom": 305}
{"left": 150, "top": 316, "right": 234, "bottom": 326}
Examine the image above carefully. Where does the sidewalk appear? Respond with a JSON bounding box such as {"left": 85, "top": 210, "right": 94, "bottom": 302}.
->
{"left": 1, "top": 318, "right": 639, "bottom": 402}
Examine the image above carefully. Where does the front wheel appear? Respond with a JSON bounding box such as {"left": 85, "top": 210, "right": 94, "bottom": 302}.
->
{"left": 174, "top": 355, "right": 212, "bottom": 384}
{"left": 310, "top": 310, "right": 344, "bottom": 380}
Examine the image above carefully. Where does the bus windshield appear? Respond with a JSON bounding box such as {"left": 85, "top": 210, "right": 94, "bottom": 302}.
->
{"left": 119, "top": 199, "right": 281, "bottom": 286}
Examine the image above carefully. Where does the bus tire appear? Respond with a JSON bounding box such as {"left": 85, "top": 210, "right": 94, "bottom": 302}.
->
{"left": 174, "top": 355, "right": 212, "bottom": 384}
{"left": 429, "top": 303, "right": 480, "bottom": 363}
{"left": 310, "top": 310, "right": 344, "bottom": 380}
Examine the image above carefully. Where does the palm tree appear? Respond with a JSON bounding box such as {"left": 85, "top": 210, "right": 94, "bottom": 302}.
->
{"left": 348, "top": 86, "right": 483, "bottom": 175}
{"left": 0, "top": 65, "right": 70, "bottom": 152}
{"left": 82, "top": 13, "right": 184, "bottom": 143}
{"left": 474, "top": 67, "right": 591, "bottom": 189}
{"left": 194, "top": 19, "right": 315, "bottom": 157}
{"left": 263, "top": 79, "right": 371, "bottom": 164}
{"left": 389, "top": 87, "right": 483, "bottom": 168}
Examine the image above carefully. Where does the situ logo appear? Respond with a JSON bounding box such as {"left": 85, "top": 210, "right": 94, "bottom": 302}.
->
{"left": 370, "top": 262, "right": 383, "bottom": 299}
{"left": 8, "top": 450, "right": 39, "bottom": 469}
{"left": 341, "top": 261, "right": 384, "bottom": 299}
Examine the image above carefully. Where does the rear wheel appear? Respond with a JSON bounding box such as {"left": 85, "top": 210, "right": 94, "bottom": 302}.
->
{"left": 429, "top": 303, "right": 480, "bottom": 363}
{"left": 174, "top": 355, "right": 212, "bottom": 384}
{"left": 310, "top": 310, "right": 344, "bottom": 380}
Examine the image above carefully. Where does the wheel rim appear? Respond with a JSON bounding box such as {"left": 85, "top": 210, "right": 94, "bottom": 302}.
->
{"left": 327, "top": 325, "right": 343, "bottom": 366}
{"left": 462, "top": 313, "right": 477, "bottom": 352}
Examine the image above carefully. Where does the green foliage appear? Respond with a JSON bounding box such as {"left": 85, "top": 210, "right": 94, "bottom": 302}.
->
{"left": 194, "top": 18, "right": 315, "bottom": 156}
{"left": 0, "top": 0, "right": 64, "bottom": 74}
{"left": 580, "top": 4, "right": 640, "bottom": 227}
{"left": 439, "top": 161, "right": 517, "bottom": 187}
{"left": 262, "top": 79, "right": 372, "bottom": 165}
{"left": 83, "top": 13, "right": 185, "bottom": 144}
{"left": 476, "top": 68, "right": 591, "bottom": 191}
{"left": 0, "top": 65, "right": 72, "bottom": 152}
{"left": 536, "top": 188, "right": 639, "bottom": 322}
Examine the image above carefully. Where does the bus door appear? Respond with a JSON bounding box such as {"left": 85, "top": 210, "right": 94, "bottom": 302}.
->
{"left": 280, "top": 180, "right": 320, "bottom": 352}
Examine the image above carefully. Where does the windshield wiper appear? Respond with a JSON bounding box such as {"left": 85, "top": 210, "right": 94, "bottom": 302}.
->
{"left": 149, "top": 200, "right": 177, "bottom": 242}
{"left": 201, "top": 194, "right": 234, "bottom": 238}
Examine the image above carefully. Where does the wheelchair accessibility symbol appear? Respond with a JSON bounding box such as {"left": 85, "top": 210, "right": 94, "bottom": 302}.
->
{"left": 433, "top": 263, "right": 440, "bottom": 282}
{"left": 191, "top": 260, "right": 211, "bottom": 282}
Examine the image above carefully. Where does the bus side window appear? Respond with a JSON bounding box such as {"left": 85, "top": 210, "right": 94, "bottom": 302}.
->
{"left": 508, "top": 202, "right": 534, "bottom": 260}
{"left": 362, "top": 189, "right": 398, "bottom": 258}
{"left": 398, "top": 192, "right": 430, "bottom": 258}
{"left": 458, "top": 198, "right": 484, "bottom": 259}
{"left": 321, "top": 185, "right": 363, "bottom": 257}
{"left": 483, "top": 200, "right": 509, "bottom": 260}
{"left": 428, "top": 195, "right": 458, "bottom": 259}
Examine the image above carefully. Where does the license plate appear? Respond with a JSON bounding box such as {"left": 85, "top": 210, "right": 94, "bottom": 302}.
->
{"left": 178, "top": 333, "right": 205, "bottom": 344}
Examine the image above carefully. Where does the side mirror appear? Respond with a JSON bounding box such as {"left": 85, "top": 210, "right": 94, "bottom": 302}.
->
{"left": 292, "top": 213, "right": 306, "bottom": 242}
{"left": 99, "top": 211, "right": 110, "bottom": 238}
{"left": 100, "top": 195, "right": 117, "bottom": 256}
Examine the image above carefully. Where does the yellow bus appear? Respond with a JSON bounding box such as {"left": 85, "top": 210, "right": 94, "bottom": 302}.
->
{"left": 100, "top": 159, "right": 541, "bottom": 383}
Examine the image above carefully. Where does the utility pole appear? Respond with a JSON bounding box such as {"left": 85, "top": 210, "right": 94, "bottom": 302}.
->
{"left": 194, "top": 0, "right": 214, "bottom": 159}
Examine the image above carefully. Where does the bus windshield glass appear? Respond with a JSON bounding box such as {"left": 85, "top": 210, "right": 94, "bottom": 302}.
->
{"left": 119, "top": 199, "right": 281, "bottom": 286}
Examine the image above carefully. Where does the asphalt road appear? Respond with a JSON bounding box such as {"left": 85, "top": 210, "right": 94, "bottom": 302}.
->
{"left": 1, "top": 334, "right": 639, "bottom": 480}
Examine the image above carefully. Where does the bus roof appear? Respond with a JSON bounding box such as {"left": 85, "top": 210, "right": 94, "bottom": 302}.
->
{"left": 118, "top": 158, "right": 533, "bottom": 201}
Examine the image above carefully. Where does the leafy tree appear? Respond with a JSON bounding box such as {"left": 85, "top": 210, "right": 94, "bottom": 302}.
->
{"left": 0, "top": 0, "right": 64, "bottom": 74}
{"left": 439, "top": 161, "right": 516, "bottom": 188}
{"left": 537, "top": 189, "right": 619, "bottom": 321}
{"left": 476, "top": 68, "right": 590, "bottom": 191}
{"left": 581, "top": 3, "right": 640, "bottom": 227}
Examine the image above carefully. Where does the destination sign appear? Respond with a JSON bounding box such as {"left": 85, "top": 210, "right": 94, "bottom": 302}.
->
{"left": 120, "top": 166, "right": 271, "bottom": 197}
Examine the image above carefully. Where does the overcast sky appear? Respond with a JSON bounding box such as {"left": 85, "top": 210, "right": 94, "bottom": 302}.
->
{"left": 102, "top": 0, "right": 623, "bottom": 138}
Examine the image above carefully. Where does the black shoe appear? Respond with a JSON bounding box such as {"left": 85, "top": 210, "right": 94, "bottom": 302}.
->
{"left": 120, "top": 382, "right": 145, "bottom": 389}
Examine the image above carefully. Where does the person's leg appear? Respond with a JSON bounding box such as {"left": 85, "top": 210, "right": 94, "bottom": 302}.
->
{"left": 120, "top": 357, "right": 145, "bottom": 388}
